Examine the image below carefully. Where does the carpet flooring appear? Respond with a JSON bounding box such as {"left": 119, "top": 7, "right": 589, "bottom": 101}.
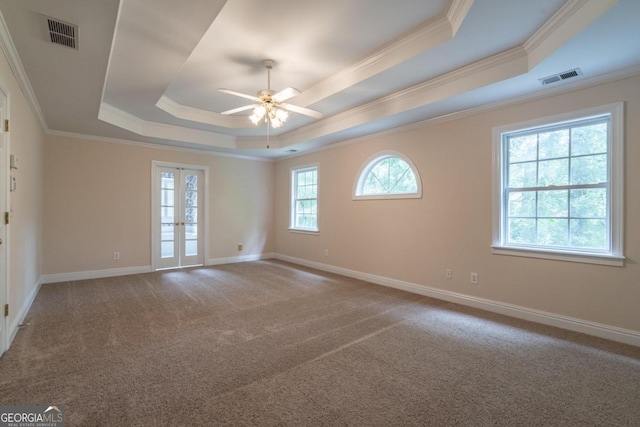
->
{"left": 1, "top": 260, "right": 639, "bottom": 426}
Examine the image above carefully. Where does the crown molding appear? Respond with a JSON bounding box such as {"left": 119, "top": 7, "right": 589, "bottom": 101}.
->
{"left": 276, "top": 46, "right": 529, "bottom": 149}
{"left": 293, "top": 0, "right": 475, "bottom": 107}
{"left": 98, "top": 102, "right": 237, "bottom": 149}
{"left": 159, "top": 0, "right": 475, "bottom": 129}
{"left": 105, "top": 0, "right": 615, "bottom": 152}
{"left": 525, "top": 0, "right": 618, "bottom": 68}
{"left": 274, "top": 0, "right": 617, "bottom": 150}
{"left": 279, "top": 64, "right": 640, "bottom": 161}
{"left": 447, "top": 0, "right": 475, "bottom": 34}
{"left": 156, "top": 95, "right": 249, "bottom": 128}
{"left": 87, "top": 0, "right": 621, "bottom": 156}
{"left": 0, "top": 10, "right": 48, "bottom": 130}
{"left": 46, "top": 129, "right": 273, "bottom": 162}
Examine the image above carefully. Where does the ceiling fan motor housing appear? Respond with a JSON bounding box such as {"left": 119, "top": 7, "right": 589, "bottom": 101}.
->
{"left": 258, "top": 89, "right": 276, "bottom": 102}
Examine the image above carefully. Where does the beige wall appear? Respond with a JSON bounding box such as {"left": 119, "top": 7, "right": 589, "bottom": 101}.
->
{"left": 43, "top": 135, "right": 274, "bottom": 274}
{"left": 0, "top": 49, "right": 44, "bottom": 336}
{"left": 274, "top": 75, "right": 640, "bottom": 333}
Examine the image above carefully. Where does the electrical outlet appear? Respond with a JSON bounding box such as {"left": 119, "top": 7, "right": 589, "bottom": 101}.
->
{"left": 470, "top": 272, "right": 479, "bottom": 284}
{"left": 237, "top": 243, "right": 243, "bottom": 251}
{"left": 113, "top": 252, "right": 120, "bottom": 261}
{"left": 324, "top": 249, "right": 329, "bottom": 257}
{"left": 445, "top": 269, "right": 452, "bottom": 279}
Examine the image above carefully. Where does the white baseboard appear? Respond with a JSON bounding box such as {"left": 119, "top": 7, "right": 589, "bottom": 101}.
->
{"left": 41, "top": 265, "right": 152, "bottom": 284}
{"left": 207, "top": 252, "right": 275, "bottom": 266}
{"left": 274, "top": 254, "right": 640, "bottom": 347}
{"left": 9, "top": 277, "right": 41, "bottom": 346}
{"left": 39, "top": 253, "right": 278, "bottom": 284}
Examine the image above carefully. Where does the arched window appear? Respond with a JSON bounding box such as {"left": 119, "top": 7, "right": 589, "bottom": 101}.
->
{"left": 354, "top": 151, "right": 422, "bottom": 200}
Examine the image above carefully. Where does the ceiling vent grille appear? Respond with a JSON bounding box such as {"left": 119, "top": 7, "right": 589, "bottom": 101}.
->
{"left": 46, "top": 17, "right": 78, "bottom": 49}
{"left": 539, "top": 68, "right": 582, "bottom": 85}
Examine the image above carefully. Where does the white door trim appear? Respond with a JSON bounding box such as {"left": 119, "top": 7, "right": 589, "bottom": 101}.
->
{"left": 151, "top": 161, "right": 209, "bottom": 270}
{"left": 0, "top": 81, "right": 9, "bottom": 356}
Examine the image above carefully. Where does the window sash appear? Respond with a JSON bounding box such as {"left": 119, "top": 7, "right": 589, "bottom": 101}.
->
{"left": 501, "top": 116, "right": 611, "bottom": 254}
{"left": 492, "top": 102, "right": 625, "bottom": 266}
{"left": 291, "top": 166, "right": 318, "bottom": 231}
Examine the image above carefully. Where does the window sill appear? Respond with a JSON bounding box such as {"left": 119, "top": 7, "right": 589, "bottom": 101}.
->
{"left": 353, "top": 193, "right": 422, "bottom": 201}
{"left": 288, "top": 228, "right": 319, "bottom": 235}
{"left": 491, "top": 245, "right": 624, "bottom": 267}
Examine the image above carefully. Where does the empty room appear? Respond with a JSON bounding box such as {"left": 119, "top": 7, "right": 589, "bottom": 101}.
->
{"left": 0, "top": 0, "right": 639, "bottom": 425}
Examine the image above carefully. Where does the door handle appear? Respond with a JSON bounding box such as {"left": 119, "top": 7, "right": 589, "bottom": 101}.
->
{"left": 0, "top": 238, "right": 2, "bottom": 244}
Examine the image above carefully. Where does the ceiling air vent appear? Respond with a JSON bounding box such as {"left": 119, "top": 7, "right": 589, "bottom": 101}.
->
{"left": 539, "top": 68, "right": 582, "bottom": 85}
{"left": 46, "top": 17, "right": 78, "bottom": 49}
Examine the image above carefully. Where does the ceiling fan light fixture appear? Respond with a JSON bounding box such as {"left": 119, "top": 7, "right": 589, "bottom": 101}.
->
{"left": 269, "top": 108, "right": 284, "bottom": 128}
{"left": 275, "top": 108, "right": 288, "bottom": 122}
{"left": 250, "top": 105, "right": 266, "bottom": 124}
{"left": 219, "top": 59, "right": 322, "bottom": 129}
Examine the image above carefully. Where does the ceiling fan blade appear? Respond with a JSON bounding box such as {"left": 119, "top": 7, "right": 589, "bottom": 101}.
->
{"left": 218, "top": 88, "right": 260, "bottom": 102}
{"left": 273, "top": 87, "right": 301, "bottom": 102}
{"left": 221, "top": 104, "right": 257, "bottom": 115}
{"left": 283, "top": 103, "right": 323, "bottom": 119}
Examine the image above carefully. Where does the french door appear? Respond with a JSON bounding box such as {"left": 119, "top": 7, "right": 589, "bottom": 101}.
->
{"left": 153, "top": 163, "right": 206, "bottom": 269}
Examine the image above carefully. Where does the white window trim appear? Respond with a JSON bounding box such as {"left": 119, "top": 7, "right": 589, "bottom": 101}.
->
{"left": 491, "top": 102, "right": 624, "bottom": 266}
{"left": 353, "top": 150, "right": 422, "bottom": 200}
{"left": 289, "top": 164, "right": 319, "bottom": 233}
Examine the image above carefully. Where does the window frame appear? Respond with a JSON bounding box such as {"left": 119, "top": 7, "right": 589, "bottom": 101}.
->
{"left": 353, "top": 150, "right": 422, "bottom": 200}
{"left": 491, "top": 102, "right": 624, "bottom": 266}
{"left": 289, "top": 164, "right": 319, "bottom": 233}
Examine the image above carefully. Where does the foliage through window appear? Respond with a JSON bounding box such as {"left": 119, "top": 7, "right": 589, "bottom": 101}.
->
{"left": 290, "top": 166, "right": 318, "bottom": 232}
{"left": 493, "top": 103, "right": 624, "bottom": 266}
{"left": 354, "top": 152, "right": 421, "bottom": 199}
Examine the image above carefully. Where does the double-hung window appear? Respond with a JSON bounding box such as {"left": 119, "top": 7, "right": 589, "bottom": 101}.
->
{"left": 492, "top": 103, "right": 624, "bottom": 266}
{"left": 290, "top": 166, "right": 318, "bottom": 232}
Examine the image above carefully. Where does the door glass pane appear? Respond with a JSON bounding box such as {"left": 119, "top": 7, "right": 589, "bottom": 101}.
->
{"left": 185, "top": 224, "right": 197, "bottom": 239}
{"left": 161, "top": 172, "right": 175, "bottom": 189}
{"left": 185, "top": 240, "right": 197, "bottom": 256}
{"left": 185, "top": 208, "right": 197, "bottom": 224}
{"left": 161, "top": 223, "right": 174, "bottom": 241}
{"left": 185, "top": 174, "right": 198, "bottom": 190}
{"left": 161, "top": 206, "right": 174, "bottom": 224}
{"left": 161, "top": 242, "right": 174, "bottom": 258}
{"left": 185, "top": 191, "right": 197, "bottom": 207}
{"left": 161, "top": 189, "right": 175, "bottom": 207}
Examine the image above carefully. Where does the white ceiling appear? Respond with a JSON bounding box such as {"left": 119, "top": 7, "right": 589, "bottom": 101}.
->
{"left": 0, "top": 0, "right": 639, "bottom": 159}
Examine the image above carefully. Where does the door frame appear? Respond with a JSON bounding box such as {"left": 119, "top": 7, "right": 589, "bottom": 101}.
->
{"left": 0, "top": 80, "right": 9, "bottom": 355}
{"left": 151, "top": 161, "right": 209, "bottom": 270}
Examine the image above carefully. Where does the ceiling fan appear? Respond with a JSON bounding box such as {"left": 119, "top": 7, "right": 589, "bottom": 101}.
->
{"left": 218, "top": 59, "right": 323, "bottom": 129}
